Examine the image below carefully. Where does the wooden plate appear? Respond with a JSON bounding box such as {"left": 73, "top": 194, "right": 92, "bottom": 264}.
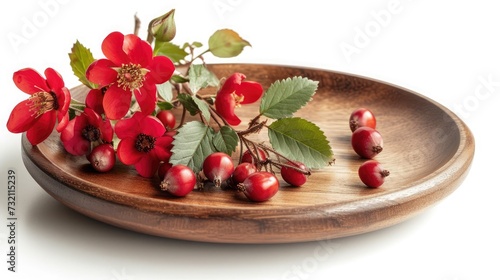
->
{"left": 21, "top": 64, "right": 475, "bottom": 244}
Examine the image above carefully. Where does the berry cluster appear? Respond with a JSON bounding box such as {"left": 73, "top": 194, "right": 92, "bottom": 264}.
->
{"left": 158, "top": 142, "right": 310, "bottom": 202}
{"left": 349, "top": 108, "right": 390, "bottom": 188}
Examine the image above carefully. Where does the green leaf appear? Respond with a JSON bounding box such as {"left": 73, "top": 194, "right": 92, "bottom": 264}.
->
{"left": 154, "top": 41, "right": 189, "bottom": 63}
{"left": 208, "top": 29, "right": 251, "bottom": 58}
{"left": 188, "top": 64, "right": 220, "bottom": 94}
{"left": 170, "top": 74, "right": 189, "bottom": 84}
{"left": 191, "top": 41, "right": 203, "bottom": 48}
{"left": 191, "top": 96, "right": 211, "bottom": 122}
{"left": 268, "top": 117, "right": 333, "bottom": 169}
{"left": 170, "top": 121, "right": 216, "bottom": 173}
{"left": 260, "top": 77, "right": 318, "bottom": 119}
{"left": 157, "top": 80, "right": 173, "bottom": 102}
{"left": 213, "top": 126, "right": 238, "bottom": 155}
{"left": 176, "top": 93, "right": 210, "bottom": 121}
{"left": 157, "top": 101, "right": 174, "bottom": 110}
{"left": 177, "top": 94, "right": 199, "bottom": 116}
{"left": 68, "top": 40, "right": 98, "bottom": 89}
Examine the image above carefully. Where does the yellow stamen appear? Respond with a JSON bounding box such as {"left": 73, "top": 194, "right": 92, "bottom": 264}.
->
{"left": 232, "top": 92, "right": 244, "bottom": 107}
{"left": 116, "top": 63, "right": 148, "bottom": 91}
{"left": 28, "top": 91, "right": 58, "bottom": 118}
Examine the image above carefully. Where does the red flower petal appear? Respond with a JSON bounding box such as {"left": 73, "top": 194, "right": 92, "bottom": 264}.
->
{"left": 59, "top": 117, "right": 76, "bottom": 143}
{"left": 114, "top": 112, "right": 144, "bottom": 139}
{"left": 133, "top": 83, "right": 157, "bottom": 117}
{"left": 86, "top": 59, "right": 118, "bottom": 86}
{"left": 83, "top": 107, "right": 101, "bottom": 128}
{"left": 102, "top": 85, "right": 132, "bottom": 120}
{"left": 123, "top": 34, "right": 152, "bottom": 67}
{"left": 55, "top": 111, "right": 69, "bottom": 133}
{"left": 85, "top": 88, "right": 105, "bottom": 115}
{"left": 140, "top": 115, "right": 166, "bottom": 138}
{"left": 220, "top": 73, "right": 244, "bottom": 94}
{"left": 146, "top": 55, "right": 175, "bottom": 84}
{"left": 153, "top": 136, "right": 174, "bottom": 162}
{"left": 6, "top": 100, "right": 38, "bottom": 133}
{"left": 101, "top": 32, "right": 130, "bottom": 66}
{"left": 134, "top": 154, "right": 159, "bottom": 178}
{"left": 12, "top": 68, "right": 50, "bottom": 94}
{"left": 60, "top": 117, "right": 90, "bottom": 156}
{"left": 26, "top": 111, "right": 56, "bottom": 145}
{"left": 215, "top": 91, "right": 241, "bottom": 126}
{"left": 100, "top": 119, "right": 114, "bottom": 143}
{"left": 44, "top": 68, "right": 65, "bottom": 91}
{"left": 238, "top": 81, "right": 263, "bottom": 104}
{"left": 117, "top": 137, "right": 144, "bottom": 165}
{"left": 60, "top": 87, "right": 71, "bottom": 110}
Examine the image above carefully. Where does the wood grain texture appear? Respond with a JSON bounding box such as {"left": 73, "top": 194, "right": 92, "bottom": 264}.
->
{"left": 21, "top": 64, "right": 475, "bottom": 243}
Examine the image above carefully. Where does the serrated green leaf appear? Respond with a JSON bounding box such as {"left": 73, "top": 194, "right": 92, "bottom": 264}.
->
{"left": 157, "top": 80, "right": 173, "bottom": 102}
{"left": 208, "top": 29, "right": 251, "bottom": 58}
{"left": 177, "top": 93, "right": 211, "bottom": 122}
{"left": 260, "top": 77, "right": 318, "bottom": 119}
{"left": 154, "top": 41, "right": 188, "bottom": 63}
{"left": 188, "top": 64, "right": 220, "bottom": 93}
{"left": 68, "top": 40, "right": 98, "bottom": 89}
{"left": 170, "top": 121, "right": 216, "bottom": 173}
{"left": 213, "top": 126, "right": 238, "bottom": 155}
{"left": 268, "top": 117, "right": 333, "bottom": 169}
{"left": 191, "top": 96, "right": 211, "bottom": 122}
{"left": 177, "top": 94, "right": 199, "bottom": 116}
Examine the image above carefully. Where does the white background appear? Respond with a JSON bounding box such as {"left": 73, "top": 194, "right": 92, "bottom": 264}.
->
{"left": 1, "top": 0, "right": 499, "bottom": 279}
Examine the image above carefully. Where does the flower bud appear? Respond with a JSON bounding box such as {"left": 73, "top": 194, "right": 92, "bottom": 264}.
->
{"left": 149, "top": 9, "right": 176, "bottom": 42}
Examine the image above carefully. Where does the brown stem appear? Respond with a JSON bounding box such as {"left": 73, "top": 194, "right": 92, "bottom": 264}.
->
{"left": 236, "top": 119, "right": 267, "bottom": 137}
{"left": 207, "top": 104, "right": 230, "bottom": 127}
{"left": 248, "top": 113, "right": 263, "bottom": 129}
{"left": 208, "top": 106, "right": 224, "bottom": 129}
{"left": 174, "top": 107, "right": 187, "bottom": 129}
{"left": 269, "top": 161, "right": 311, "bottom": 176}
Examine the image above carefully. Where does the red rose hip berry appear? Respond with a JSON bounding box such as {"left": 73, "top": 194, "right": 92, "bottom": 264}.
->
{"left": 203, "top": 152, "right": 234, "bottom": 187}
{"left": 160, "top": 164, "right": 196, "bottom": 197}
{"left": 88, "top": 144, "right": 115, "bottom": 172}
{"left": 349, "top": 108, "right": 376, "bottom": 132}
{"left": 280, "top": 161, "right": 310, "bottom": 187}
{"left": 156, "top": 110, "right": 176, "bottom": 129}
{"left": 237, "top": 171, "right": 280, "bottom": 202}
{"left": 358, "top": 160, "right": 390, "bottom": 188}
{"left": 232, "top": 162, "right": 257, "bottom": 185}
{"left": 351, "top": 127, "right": 383, "bottom": 159}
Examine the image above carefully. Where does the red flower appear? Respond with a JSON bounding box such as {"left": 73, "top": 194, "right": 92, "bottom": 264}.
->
{"left": 214, "top": 73, "right": 263, "bottom": 126}
{"left": 6, "top": 68, "right": 70, "bottom": 145}
{"left": 86, "top": 31, "right": 175, "bottom": 120}
{"left": 60, "top": 108, "right": 113, "bottom": 156}
{"left": 115, "top": 112, "right": 173, "bottom": 178}
{"left": 85, "top": 86, "right": 107, "bottom": 115}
